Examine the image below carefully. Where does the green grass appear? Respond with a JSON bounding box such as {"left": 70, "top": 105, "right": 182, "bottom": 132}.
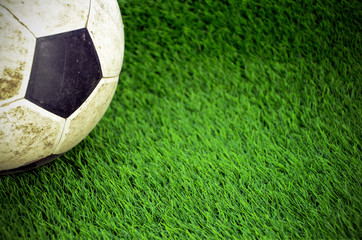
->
{"left": 1, "top": 0, "right": 361, "bottom": 239}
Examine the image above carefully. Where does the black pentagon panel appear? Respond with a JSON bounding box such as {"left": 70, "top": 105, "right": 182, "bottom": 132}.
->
{"left": 25, "top": 28, "right": 102, "bottom": 118}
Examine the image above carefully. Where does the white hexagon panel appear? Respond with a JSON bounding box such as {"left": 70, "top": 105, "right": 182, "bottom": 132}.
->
{"left": 0, "top": 6, "right": 36, "bottom": 106}
{"left": 0, "top": 0, "right": 90, "bottom": 38}
{"left": 0, "top": 0, "right": 124, "bottom": 174}
{"left": 54, "top": 77, "right": 118, "bottom": 154}
{"left": 0, "top": 100, "right": 64, "bottom": 171}
{"left": 87, "top": 0, "right": 125, "bottom": 77}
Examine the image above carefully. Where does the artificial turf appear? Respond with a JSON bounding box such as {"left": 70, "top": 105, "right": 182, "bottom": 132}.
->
{"left": 0, "top": 0, "right": 361, "bottom": 239}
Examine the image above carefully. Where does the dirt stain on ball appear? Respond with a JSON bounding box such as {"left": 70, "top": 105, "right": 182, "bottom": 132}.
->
{"left": 0, "top": 62, "right": 24, "bottom": 100}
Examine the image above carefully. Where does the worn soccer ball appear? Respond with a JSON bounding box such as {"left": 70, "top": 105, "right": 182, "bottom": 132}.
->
{"left": 0, "top": 0, "right": 124, "bottom": 174}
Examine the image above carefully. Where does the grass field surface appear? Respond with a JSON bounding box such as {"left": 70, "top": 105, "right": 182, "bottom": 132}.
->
{"left": 1, "top": 0, "right": 361, "bottom": 239}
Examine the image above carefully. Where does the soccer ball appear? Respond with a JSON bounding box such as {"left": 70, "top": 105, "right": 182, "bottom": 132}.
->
{"left": 0, "top": 0, "right": 124, "bottom": 174}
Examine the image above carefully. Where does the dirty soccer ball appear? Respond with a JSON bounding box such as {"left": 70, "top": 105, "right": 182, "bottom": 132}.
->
{"left": 0, "top": 0, "right": 124, "bottom": 174}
